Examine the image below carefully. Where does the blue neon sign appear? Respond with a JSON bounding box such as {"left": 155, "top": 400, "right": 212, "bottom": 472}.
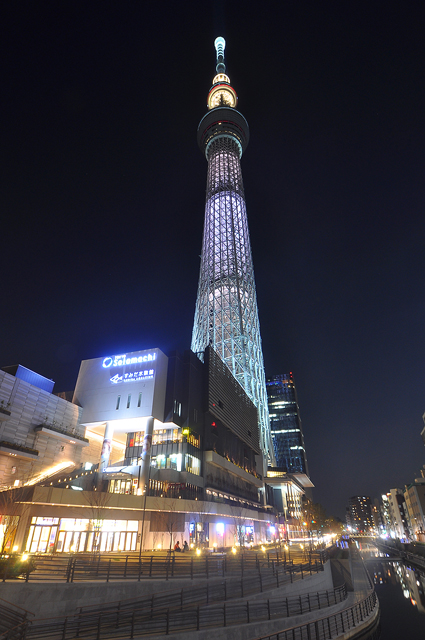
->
{"left": 102, "top": 352, "right": 157, "bottom": 368}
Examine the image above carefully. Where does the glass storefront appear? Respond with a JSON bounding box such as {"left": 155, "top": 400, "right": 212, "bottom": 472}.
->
{"left": 189, "top": 521, "right": 209, "bottom": 546}
{"left": 25, "top": 517, "right": 138, "bottom": 553}
{"left": 109, "top": 478, "right": 138, "bottom": 495}
{"left": 129, "top": 428, "right": 180, "bottom": 447}
{"left": 150, "top": 453, "right": 201, "bottom": 475}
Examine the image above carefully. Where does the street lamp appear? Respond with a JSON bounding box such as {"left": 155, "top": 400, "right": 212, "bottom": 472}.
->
{"left": 139, "top": 460, "right": 152, "bottom": 561}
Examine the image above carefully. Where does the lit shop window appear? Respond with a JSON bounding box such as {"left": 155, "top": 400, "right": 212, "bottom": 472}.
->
{"left": 128, "top": 429, "right": 181, "bottom": 447}
{"left": 151, "top": 453, "right": 182, "bottom": 471}
{"left": 109, "top": 479, "right": 137, "bottom": 495}
{"left": 153, "top": 429, "right": 179, "bottom": 445}
{"left": 185, "top": 454, "right": 201, "bottom": 476}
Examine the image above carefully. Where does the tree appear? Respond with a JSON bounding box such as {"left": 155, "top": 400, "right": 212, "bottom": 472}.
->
{"left": 82, "top": 472, "right": 111, "bottom": 554}
{"left": 0, "top": 485, "right": 33, "bottom": 555}
{"left": 151, "top": 497, "right": 185, "bottom": 550}
{"left": 324, "top": 515, "right": 344, "bottom": 535}
{"left": 229, "top": 501, "right": 248, "bottom": 549}
{"left": 303, "top": 500, "right": 326, "bottom": 533}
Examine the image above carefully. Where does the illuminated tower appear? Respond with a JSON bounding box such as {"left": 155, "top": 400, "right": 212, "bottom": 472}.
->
{"left": 191, "top": 37, "right": 274, "bottom": 466}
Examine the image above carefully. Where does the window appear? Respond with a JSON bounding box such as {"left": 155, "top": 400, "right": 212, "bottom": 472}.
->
{"left": 174, "top": 400, "right": 182, "bottom": 417}
{"left": 137, "top": 392, "right": 142, "bottom": 408}
{"left": 185, "top": 455, "right": 201, "bottom": 475}
{"left": 127, "top": 395, "right": 131, "bottom": 409}
{"left": 116, "top": 396, "right": 121, "bottom": 410}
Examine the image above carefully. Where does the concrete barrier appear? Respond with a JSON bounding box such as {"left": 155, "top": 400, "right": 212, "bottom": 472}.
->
{"left": 0, "top": 577, "right": 214, "bottom": 618}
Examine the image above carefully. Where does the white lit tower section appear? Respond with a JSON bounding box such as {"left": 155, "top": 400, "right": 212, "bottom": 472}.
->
{"left": 192, "top": 37, "right": 274, "bottom": 466}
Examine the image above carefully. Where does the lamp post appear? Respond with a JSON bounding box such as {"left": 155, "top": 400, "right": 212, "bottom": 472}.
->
{"left": 139, "top": 461, "right": 152, "bottom": 561}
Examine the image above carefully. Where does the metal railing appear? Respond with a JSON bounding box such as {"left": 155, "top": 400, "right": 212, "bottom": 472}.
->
{"left": 4, "top": 583, "right": 345, "bottom": 640}
{"left": 19, "top": 552, "right": 323, "bottom": 583}
{"left": 0, "top": 599, "right": 34, "bottom": 640}
{"left": 78, "top": 561, "right": 329, "bottom": 616}
{"left": 250, "top": 590, "right": 378, "bottom": 640}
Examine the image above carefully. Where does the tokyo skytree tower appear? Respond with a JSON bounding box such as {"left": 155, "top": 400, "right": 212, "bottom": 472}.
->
{"left": 191, "top": 37, "right": 274, "bottom": 466}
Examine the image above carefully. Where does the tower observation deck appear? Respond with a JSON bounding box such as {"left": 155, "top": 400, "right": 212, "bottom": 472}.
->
{"left": 191, "top": 37, "right": 275, "bottom": 468}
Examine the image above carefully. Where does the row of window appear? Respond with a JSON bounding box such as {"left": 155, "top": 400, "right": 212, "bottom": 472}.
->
{"left": 151, "top": 453, "right": 201, "bottom": 475}
{"left": 128, "top": 429, "right": 179, "bottom": 447}
{"left": 116, "top": 393, "right": 143, "bottom": 410}
{"left": 125, "top": 453, "right": 202, "bottom": 476}
{"left": 127, "top": 429, "right": 200, "bottom": 449}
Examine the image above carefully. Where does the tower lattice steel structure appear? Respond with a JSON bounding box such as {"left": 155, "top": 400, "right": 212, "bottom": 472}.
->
{"left": 191, "top": 37, "right": 274, "bottom": 466}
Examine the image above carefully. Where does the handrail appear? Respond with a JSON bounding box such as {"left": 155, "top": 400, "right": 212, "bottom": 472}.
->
{"left": 20, "top": 583, "right": 347, "bottom": 639}
{"left": 0, "top": 598, "right": 35, "bottom": 616}
{"left": 0, "top": 598, "right": 35, "bottom": 640}
{"left": 249, "top": 589, "right": 378, "bottom": 640}
{"left": 0, "top": 621, "right": 30, "bottom": 640}
{"left": 22, "top": 553, "right": 323, "bottom": 583}
{"left": 78, "top": 571, "right": 339, "bottom": 618}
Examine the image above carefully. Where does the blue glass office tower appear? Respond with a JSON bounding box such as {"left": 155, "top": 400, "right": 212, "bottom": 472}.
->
{"left": 266, "top": 374, "right": 309, "bottom": 474}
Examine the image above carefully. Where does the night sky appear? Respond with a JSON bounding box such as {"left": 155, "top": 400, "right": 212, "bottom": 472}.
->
{"left": 2, "top": 1, "right": 425, "bottom": 519}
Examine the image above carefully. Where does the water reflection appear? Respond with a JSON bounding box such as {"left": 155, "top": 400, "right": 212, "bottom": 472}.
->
{"left": 362, "top": 546, "right": 425, "bottom": 615}
{"left": 359, "top": 545, "right": 425, "bottom": 639}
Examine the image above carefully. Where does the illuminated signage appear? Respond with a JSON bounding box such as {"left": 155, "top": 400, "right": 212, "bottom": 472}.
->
{"left": 102, "top": 352, "right": 157, "bottom": 369}
{"left": 110, "top": 369, "right": 154, "bottom": 384}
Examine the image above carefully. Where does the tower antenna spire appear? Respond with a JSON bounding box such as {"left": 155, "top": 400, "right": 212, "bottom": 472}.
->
{"left": 214, "top": 36, "right": 226, "bottom": 73}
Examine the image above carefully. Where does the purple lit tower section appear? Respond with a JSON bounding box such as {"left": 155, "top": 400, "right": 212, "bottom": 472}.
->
{"left": 191, "top": 37, "right": 274, "bottom": 467}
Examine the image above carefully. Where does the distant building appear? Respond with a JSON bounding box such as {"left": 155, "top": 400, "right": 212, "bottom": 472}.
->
{"left": 404, "top": 479, "right": 425, "bottom": 541}
{"left": 345, "top": 506, "right": 352, "bottom": 530}
{"left": 371, "top": 498, "right": 384, "bottom": 533}
{"left": 380, "top": 494, "right": 392, "bottom": 534}
{"left": 385, "top": 489, "right": 410, "bottom": 540}
{"left": 348, "top": 496, "right": 374, "bottom": 533}
{"left": 266, "top": 374, "right": 309, "bottom": 475}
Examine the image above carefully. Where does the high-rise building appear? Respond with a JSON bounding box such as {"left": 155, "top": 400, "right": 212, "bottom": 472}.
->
{"left": 404, "top": 479, "right": 425, "bottom": 541}
{"left": 191, "top": 37, "right": 273, "bottom": 466}
{"left": 348, "top": 496, "right": 374, "bottom": 533}
{"left": 385, "top": 489, "right": 410, "bottom": 540}
{"left": 266, "top": 374, "right": 309, "bottom": 475}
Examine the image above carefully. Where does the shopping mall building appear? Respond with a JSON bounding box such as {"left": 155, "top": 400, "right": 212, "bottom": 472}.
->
{"left": 0, "top": 347, "right": 311, "bottom": 554}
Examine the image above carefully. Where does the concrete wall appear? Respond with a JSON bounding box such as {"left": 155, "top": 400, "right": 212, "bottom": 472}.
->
{"left": 257, "top": 560, "right": 334, "bottom": 598}
{"left": 0, "top": 577, "right": 215, "bottom": 618}
{"left": 330, "top": 558, "right": 354, "bottom": 591}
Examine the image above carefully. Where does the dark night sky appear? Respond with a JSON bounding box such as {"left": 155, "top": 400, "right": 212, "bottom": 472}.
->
{"left": 2, "top": 1, "right": 425, "bottom": 519}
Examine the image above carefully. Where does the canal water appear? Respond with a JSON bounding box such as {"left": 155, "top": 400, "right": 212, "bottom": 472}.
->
{"left": 360, "top": 545, "right": 425, "bottom": 639}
